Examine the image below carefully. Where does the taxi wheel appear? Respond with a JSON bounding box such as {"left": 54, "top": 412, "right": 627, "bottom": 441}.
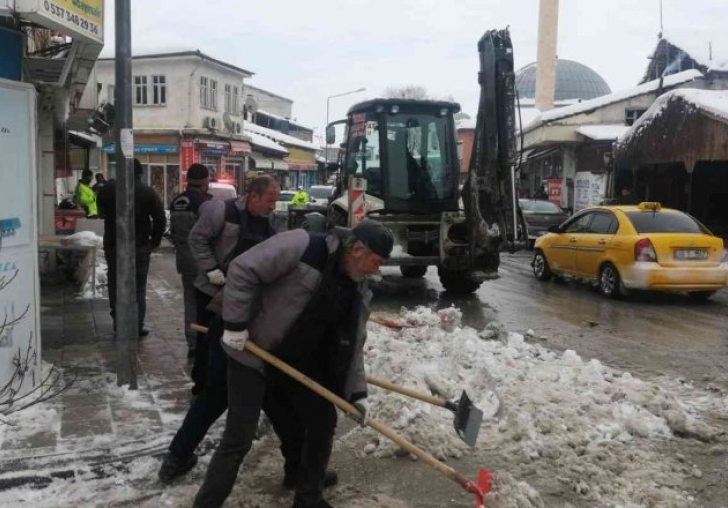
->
{"left": 688, "top": 291, "right": 716, "bottom": 302}
{"left": 532, "top": 251, "right": 552, "bottom": 281}
{"left": 599, "top": 263, "right": 622, "bottom": 299}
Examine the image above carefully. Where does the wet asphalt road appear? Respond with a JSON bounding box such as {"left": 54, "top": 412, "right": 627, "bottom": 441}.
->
{"left": 373, "top": 250, "right": 728, "bottom": 391}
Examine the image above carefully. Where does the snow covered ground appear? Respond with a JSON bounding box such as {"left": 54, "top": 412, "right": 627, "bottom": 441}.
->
{"left": 1, "top": 306, "right": 725, "bottom": 507}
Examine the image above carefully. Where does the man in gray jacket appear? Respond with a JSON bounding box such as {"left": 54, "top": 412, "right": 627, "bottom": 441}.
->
{"left": 169, "top": 164, "right": 212, "bottom": 358}
{"left": 192, "top": 220, "right": 394, "bottom": 508}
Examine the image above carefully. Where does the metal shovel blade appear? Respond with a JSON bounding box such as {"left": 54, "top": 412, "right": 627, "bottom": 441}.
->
{"left": 453, "top": 391, "right": 483, "bottom": 448}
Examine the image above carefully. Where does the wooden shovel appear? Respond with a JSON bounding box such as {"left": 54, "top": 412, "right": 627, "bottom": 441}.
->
{"left": 190, "top": 323, "right": 492, "bottom": 507}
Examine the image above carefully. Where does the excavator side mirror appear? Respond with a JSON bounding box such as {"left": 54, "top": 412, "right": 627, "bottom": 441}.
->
{"left": 326, "top": 125, "right": 336, "bottom": 145}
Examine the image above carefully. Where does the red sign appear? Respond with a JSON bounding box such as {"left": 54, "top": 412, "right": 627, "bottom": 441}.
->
{"left": 546, "top": 178, "right": 562, "bottom": 206}
{"left": 180, "top": 139, "right": 197, "bottom": 187}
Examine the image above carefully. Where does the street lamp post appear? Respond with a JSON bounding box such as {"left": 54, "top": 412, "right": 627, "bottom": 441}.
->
{"left": 325, "top": 87, "right": 366, "bottom": 169}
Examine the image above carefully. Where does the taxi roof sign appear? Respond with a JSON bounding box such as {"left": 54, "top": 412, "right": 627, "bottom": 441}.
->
{"left": 637, "top": 202, "right": 662, "bottom": 211}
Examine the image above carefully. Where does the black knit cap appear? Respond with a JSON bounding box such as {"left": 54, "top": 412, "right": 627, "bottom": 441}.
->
{"left": 187, "top": 163, "right": 210, "bottom": 186}
{"left": 351, "top": 219, "right": 394, "bottom": 259}
{"left": 133, "top": 158, "right": 143, "bottom": 176}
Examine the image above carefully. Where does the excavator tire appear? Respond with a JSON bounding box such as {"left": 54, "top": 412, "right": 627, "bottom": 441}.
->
{"left": 400, "top": 266, "right": 428, "bottom": 278}
{"left": 437, "top": 267, "right": 482, "bottom": 294}
{"left": 327, "top": 206, "right": 348, "bottom": 229}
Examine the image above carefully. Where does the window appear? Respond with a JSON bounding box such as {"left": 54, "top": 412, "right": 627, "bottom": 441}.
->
{"left": 233, "top": 86, "right": 239, "bottom": 114}
{"left": 224, "top": 84, "right": 232, "bottom": 113}
{"left": 588, "top": 213, "right": 618, "bottom": 234}
{"left": 107, "top": 84, "right": 115, "bottom": 105}
{"left": 134, "top": 75, "right": 148, "bottom": 105}
{"left": 564, "top": 213, "right": 592, "bottom": 233}
{"left": 200, "top": 76, "right": 209, "bottom": 107}
{"left": 625, "top": 211, "right": 708, "bottom": 234}
{"left": 210, "top": 79, "right": 218, "bottom": 109}
{"left": 625, "top": 109, "right": 647, "bottom": 126}
{"left": 152, "top": 75, "right": 166, "bottom": 105}
{"left": 519, "top": 199, "right": 562, "bottom": 214}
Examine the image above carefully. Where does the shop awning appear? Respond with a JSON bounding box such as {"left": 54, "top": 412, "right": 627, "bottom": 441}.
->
{"left": 229, "top": 140, "right": 252, "bottom": 155}
{"left": 287, "top": 163, "right": 318, "bottom": 171}
{"left": 69, "top": 131, "right": 99, "bottom": 148}
{"left": 102, "top": 143, "right": 178, "bottom": 154}
{"left": 250, "top": 154, "right": 288, "bottom": 171}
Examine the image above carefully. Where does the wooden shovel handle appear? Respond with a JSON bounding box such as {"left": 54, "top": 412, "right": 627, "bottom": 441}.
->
{"left": 189, "top": 323, "right": 478, "bottom": 494}
{"left": 366, "top": 375, "right": 450, "bottom": 409}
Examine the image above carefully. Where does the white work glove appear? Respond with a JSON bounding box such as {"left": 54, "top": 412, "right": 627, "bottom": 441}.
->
{"left": 222, "top": 329, "right": 249, "bottom": 350}
{"left": 207, "top": 269, "right": 226, "bottom": 286}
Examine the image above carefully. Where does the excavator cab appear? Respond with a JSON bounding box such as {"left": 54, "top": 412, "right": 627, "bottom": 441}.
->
{"left": 341, "top": 99, "right": 461, "bottom": 213}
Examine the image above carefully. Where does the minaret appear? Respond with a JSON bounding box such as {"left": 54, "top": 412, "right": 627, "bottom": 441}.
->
{"left": 535, "top": 0, "right": 559, "bottom": 112}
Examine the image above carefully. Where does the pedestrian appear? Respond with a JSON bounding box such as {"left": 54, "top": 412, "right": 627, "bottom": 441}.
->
{"left": 74, "top": 169, "right": 98, "bottom": 217}
{"left": 96, "top": 159, "right": 166, "bottom": 336}
{"left": 156, "top": 174, "right": 285, "bottom": 481}
{"left": 191, "top": 219, "right": 394, "bottom": 508}
{"left": 187, "top": 173, "right": 281, "bottom": 394}
{"left": 92, "top": 172, "right": 107, "bottom": 193}
{"left": 168, "top": 163, "right": 213, "bottom": 359}
{"left": 617, "top": 186, "right": 639, "bottom": 205}
{"left": 291, "top": 186, "right": 310, "bottom": 207}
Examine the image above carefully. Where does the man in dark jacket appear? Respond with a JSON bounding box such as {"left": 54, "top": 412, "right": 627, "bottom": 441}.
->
{"left": 169, "top": 164, "right": 213, "bottom": 358}
{"left": 158, "top": 175, "right": 289, "bottom": 482}
{"left": 192, "top": 220, "right": 394, "bottom": 508}
{"left": 96, "top": 159, "right": 166, "bottom": 336}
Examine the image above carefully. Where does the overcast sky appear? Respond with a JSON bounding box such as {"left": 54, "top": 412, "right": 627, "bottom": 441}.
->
{"left": 101, "top": 0, "right": 725, "bottom": 142}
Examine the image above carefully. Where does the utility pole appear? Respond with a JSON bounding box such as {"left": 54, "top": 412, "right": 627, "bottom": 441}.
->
{"left": 114, "top": 0, "right": 139, "bottom": 388}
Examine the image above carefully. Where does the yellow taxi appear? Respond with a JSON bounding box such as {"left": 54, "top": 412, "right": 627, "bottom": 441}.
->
{"left": 532, "top": 202, "right": 728, "bottom": 300}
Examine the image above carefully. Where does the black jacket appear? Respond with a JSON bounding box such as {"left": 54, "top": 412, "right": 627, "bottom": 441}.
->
{"left": 97, "top": 177, "right": 166, "bottom": 251}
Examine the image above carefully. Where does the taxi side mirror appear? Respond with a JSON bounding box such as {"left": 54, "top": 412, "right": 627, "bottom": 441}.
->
{"left": 547, "top": 225, "right": 561, "bottom": 234}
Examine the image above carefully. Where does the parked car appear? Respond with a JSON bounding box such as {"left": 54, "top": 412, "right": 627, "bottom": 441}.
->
{"left": 308, "top": 185, "right": 337, "bottom": 206}
{"left": 519, "top": 199, "right": 570, "bottom": 245}
{"left": 532, "top": 202, "right": 728, "bottom": 300}
{"left": 275, "top": 190, "right": 297, "bottom": 213}
{"left": 208, "top": 182, "right": 237, "bottom": 201}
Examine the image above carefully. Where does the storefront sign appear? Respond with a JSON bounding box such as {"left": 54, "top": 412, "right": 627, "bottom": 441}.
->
{"left": 574, "top": 172, "right": 607, "bottom": 211}
{"left": 101, "top": 143, "right": 178, "bottom": 154}
{"left": 229, "top": 141, "right": 252, "bottom": 156}
{"left": 546, "top": 178, "right": 562, "bottom": 206}
{"left": 16, "top": 0, "right": 104, "bottom": 44}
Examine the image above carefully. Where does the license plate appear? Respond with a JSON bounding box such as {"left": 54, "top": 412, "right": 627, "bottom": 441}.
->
{"left": 674, "top": 249, "right": 708, "bottom": 260}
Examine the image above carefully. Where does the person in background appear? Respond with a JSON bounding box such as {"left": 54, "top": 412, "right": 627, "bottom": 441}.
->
{"left": 169, "top": 164, "right": 213, "bottom": 359}
{"left": 74, "top": 169, "right": 98, "bottom": 217}
{"left": 617, "top": 186, "right": 639, "bottom": 205}
{"left": 291, "top": 186, "right": 310, "bottom": 207}
{"left": 191, "top": 219, "right": 394, "bottom": 508}
{"left": 96, "top": 159, "right": 166, "bottom": 337}
{"left": 92, "top": 172, "right": 107, "bottom": 193}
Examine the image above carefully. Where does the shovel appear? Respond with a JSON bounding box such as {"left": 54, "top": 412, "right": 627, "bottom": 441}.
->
{"left": 366, "top": 375, "right": 483, "bottom": 448}
{"left": 190, "top": 323, "right": 493, "bottom": 507}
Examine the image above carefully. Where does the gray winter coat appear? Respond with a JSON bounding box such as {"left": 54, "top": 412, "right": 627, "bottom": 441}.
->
{"left": 221, "top": 228, "right": 371, "bottom": 400}
{"left": 189, "top": 196, "right": 281, "bottom": 297}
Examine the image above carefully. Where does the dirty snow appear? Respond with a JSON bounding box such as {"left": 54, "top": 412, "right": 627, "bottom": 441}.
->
{"left": 60, "top": 232, "right": 107, "bottom": 300}
{"left": 0, "top": 306, "right": 725, "bottom": 507}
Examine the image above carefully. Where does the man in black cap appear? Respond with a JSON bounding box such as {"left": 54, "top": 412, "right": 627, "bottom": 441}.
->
{"left": 97, "top": 159, "right": 166, "bottom": 336}
{"left": 191, "top": 219, "right": 394, "bottom": 508}
{"left": 169, "top": 164, "right": 213, "bottom": 358}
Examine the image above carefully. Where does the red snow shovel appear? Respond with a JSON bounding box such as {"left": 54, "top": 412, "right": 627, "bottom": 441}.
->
{"left": 190, "top": 323, "right": 493, "bottom": 506}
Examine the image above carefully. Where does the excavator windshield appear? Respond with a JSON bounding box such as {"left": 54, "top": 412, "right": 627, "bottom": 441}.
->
{"left": 344, "top": 105, "right": 459, "bottom": 212}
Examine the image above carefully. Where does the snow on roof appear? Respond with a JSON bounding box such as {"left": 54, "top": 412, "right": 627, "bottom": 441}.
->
{"left": 244, "top": 122, "right": 318, "bottom": 151}
{"left": 576, "top": 124, "right": 630, "bottom": 141}
{"left": 243, "top": 129, "right": 289, "bottom": 155}
{"left": 662, "top": 30, "right": 728, "bottom": 71}
{"left": 525, "top": 69, "right": 703, "bottom": 130}
{"left": 619, "top": 89, "right": 728, "bottom": 144}
{"left": 456, "top": 118, "right": 476, "bottom": 130}
{"left": 257, "top": 109, "right": 313, "bottom": 131}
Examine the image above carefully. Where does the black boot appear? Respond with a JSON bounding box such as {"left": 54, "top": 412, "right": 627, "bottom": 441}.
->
{"left": 158, "top": 452, "right": 197, "bottom": 483}
{"left": 283, "top": 470, "right": 338, "bottom": 490}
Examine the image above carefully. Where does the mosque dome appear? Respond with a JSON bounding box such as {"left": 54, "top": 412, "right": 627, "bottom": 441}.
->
{"left": 515, "top": 59, "right": 612, "bottom": 101}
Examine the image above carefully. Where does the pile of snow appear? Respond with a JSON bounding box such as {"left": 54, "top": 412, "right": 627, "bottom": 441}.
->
{"left": 345, "top": 306, "right": 723, "bottom": 507}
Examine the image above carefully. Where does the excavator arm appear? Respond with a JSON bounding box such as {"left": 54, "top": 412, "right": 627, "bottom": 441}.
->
{"left": 464, "top": 28, "right": 521, "bottom": 274}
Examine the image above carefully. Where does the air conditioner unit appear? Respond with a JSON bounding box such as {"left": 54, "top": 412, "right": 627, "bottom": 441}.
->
{"left": 235, "top": 122, "right": 242, "bottom": 134}
{"left": 204, "top": 116, "right": 218, "bottom": 130}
